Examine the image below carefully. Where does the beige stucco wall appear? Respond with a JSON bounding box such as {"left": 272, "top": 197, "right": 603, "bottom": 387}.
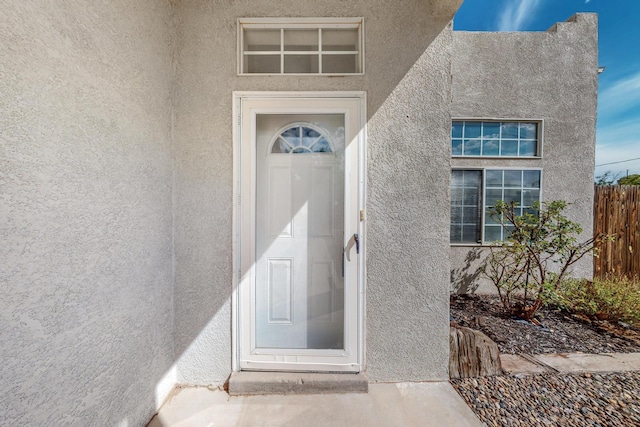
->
{"left": 1, "top": 1, "right": 175, "bottom": 425}
{"left": 172, "top": 0, "right": 455, "bottom": 383}
{"left": 450, "top": 14, "right": 599, "bottom": 294}
{"left": 3, "top": 2, "right": 600, "bottom": 425}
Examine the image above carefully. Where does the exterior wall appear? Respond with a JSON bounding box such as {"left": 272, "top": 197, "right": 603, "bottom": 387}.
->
{"left": 4, "top": 4, "right": 601, "bottom": 425}
{"left": 1, "top": 2, "right": 175, "bottom": 426}
{"left": 449, "top": 14, "right": 599, "bottom": 294}
{"left": 172, "top": 0, "right": 454, "bottom": 383}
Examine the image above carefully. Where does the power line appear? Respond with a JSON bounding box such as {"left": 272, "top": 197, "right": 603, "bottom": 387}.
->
{"left": 595, "top": 157, "right": 640, "bottom": 167}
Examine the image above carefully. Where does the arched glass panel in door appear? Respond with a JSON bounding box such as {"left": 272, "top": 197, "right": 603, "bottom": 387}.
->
{"left": 271, "top": 123, "right": 334, "bottom": 154}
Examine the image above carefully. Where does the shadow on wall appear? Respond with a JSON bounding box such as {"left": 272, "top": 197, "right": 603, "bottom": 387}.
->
{"left": 171, "top": 0, "right": 458, "bottom": 388}
{"left": 450, "top": 248, "right": 483, "bottom": 294}
{"left": 157, "top": 15, "right": 458, "bottom": 421}
{"left": 2, "top": 1, "right": 458, "bottom": 426}
{"left": 157, "top": 3, "right": 457, "bottom": 426}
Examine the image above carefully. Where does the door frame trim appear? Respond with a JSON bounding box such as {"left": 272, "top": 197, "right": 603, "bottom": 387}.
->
{"left": 231, "top": 91, "right": 367, "bottom": 372}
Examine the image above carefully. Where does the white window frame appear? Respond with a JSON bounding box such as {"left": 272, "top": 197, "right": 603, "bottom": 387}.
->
{"left": 237, "top": 17, "right": 365, "bottom": 76}
{"left": 450, "top": 167, "right": 544, "bottom": 246}
{"left": 451, "top": 118, "right": 544, "bottom": 159}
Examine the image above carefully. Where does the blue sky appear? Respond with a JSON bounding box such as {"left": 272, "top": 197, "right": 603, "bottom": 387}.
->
{"left": 454, "top": 0, "right": 640, "bottom": 181}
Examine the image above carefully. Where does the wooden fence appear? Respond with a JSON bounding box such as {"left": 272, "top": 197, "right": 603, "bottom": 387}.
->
{"left": 594, "top": 185, "right": 640, "bottom": 278}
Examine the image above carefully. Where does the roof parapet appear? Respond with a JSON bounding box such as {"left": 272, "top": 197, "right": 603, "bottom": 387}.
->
{"left": 547, "top": 13, "right": 596, "bottom": 33}
{"left": 428, "top": 0, "right": 464, "bottom": 18}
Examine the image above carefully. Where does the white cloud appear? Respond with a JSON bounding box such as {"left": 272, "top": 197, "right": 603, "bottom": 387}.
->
{"left": 595, "top": 118, "right": 640, "bottom": 177}
{"left": 497, "top": 0, "right": 542, "bottom": 31}
{"left": 598, "top": 71, "right": 640, "bottom": 120}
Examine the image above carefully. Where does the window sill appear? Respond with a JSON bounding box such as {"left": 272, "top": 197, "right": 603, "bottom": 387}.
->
{"left": 450, "top": 242, "right": 504, "bottom": 247}
{"left": 451, "top": 155, "right": 542, "bottom": 160}
{"left": 237, "top": 73, "right": 365, "bottom": 77}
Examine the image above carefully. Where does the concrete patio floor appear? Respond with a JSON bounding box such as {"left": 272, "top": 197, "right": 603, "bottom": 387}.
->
{"left": 148, "top": 353, "right": 640, "bottom": 426}
{"left": 148, "top": 381, "right": 483, "bottom": 427}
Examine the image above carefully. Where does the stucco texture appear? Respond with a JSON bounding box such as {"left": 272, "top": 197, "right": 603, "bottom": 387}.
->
{"left": 449, "top": 14, "right": 599, "bottom": 294}
{"left": 1, "top": 1, "right": 175, "bottom": 425}
{"left": 3, "top": 2, "right": 600, "bottom": 425}
{"left": 172, "top": 1, "right": 453, "bottom": 383}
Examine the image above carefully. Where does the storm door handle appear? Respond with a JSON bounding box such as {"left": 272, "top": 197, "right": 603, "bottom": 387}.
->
{"left": 344, "top": 233, "right": 359, "bottom": 262}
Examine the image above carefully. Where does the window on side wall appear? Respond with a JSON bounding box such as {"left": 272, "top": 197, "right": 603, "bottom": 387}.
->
{"left": 452, "top": 120, "right": 542, "bottom": 158}
{"left": 450, "top": 169, "right": 542, "bottom": 244}
{"left": 238, "top": 18, "right": 364, "bottom": 75}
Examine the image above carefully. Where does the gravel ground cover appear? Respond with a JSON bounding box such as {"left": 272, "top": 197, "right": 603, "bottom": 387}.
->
{"left": 451, "top": 294, "right": 640, "bottom": 426}
{"left": 450, "top": 294, "right": 640, "bottom": 355}
{"left": 452, "top": 372, "right": 640, "bottom": 427}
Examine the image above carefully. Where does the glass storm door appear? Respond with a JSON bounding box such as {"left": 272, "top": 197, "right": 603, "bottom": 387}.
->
{"left": 238, "top": 95, "right": 362, "bottom": 372}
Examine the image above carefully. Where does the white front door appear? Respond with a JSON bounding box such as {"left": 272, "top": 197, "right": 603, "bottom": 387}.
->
{"left": 236, "top": 94, "right": 364, "bottom": 372}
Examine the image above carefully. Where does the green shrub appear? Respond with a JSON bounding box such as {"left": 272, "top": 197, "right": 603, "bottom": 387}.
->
{"left": 617, "top": 174, "right": 640, "bottom": 185}
{"left": 556, "top": 276, "right": 640, "bottom": 325}
{"left": 481, "top": 200, "right": 611, "bottom": 320}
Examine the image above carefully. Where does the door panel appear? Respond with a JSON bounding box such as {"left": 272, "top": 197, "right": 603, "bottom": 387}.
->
{"left": 267, "top": 258, "right": 292, "bottom": 323}
{"left": 238, "top": 96, "right": 362, "bottom": 372}
{"left": 256, "top": 114, "right": 344, "bottom": 350}
{"left": 310, "top": 165, "right": 336, "bottom": 237}
{"left": 267, "top": 165, "right": 292, "bottom": 238}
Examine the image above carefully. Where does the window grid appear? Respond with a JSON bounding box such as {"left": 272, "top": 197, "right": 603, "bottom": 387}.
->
{"left": 452, "top": 121, "right": 539, "bottom": 158}
{"left": 271, "top": 123, "right": 334, "bottom": 154}
{"left": 451, "top": 170, "right": 482, "bottom": 244}
{"left": 239, "top": 19, "right": 363, "bottom": 75}
{"left": 483, "top": 169, "right": 541, "bottom": 242}
{"left": 450, "top": 169, "right": 542, "bottom": 244}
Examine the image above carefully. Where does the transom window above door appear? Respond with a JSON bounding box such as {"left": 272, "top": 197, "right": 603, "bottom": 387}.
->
{"left": 238, "top": 18, "right": 364, "bottom": 75}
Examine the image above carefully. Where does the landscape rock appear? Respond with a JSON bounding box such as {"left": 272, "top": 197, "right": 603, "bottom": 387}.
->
{"left": 452, "top": 372, "right": 640, "bottom": 427}
{"left": 450, "top": 325, "right": 502, "bottom": 379}
{"left": 450, "top": 294, "right": 640, "bottom": 425}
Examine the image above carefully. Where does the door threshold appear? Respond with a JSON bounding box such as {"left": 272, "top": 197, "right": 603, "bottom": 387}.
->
{"left": 227, "top": 371, "right": 368, "bottom": 396}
